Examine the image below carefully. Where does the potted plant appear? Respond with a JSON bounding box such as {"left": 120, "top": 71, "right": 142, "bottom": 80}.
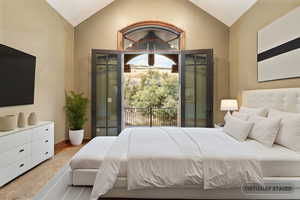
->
{"left": 65, "top": 91, "right": 88, "bottom": 146}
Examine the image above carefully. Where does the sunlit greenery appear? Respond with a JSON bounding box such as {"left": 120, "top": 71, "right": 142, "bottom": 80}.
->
{"left": 125, "top": 70, "right": 178, "bottom": 119}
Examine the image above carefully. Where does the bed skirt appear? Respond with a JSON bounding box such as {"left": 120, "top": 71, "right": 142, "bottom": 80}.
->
{"left": 72, "top": 169, "right": 300, "bottom": 199}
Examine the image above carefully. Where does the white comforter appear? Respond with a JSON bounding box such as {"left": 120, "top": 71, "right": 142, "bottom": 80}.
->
{"left": 90, "top": 127, "right": 263, "bottom": 200}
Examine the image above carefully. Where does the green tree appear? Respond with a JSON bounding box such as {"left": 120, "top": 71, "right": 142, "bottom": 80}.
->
{"left": 125, "top": 69, "right": 179, "bottom": 120}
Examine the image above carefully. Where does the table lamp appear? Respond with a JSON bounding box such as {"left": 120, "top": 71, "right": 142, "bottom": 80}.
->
{"left": 220, "top": 99, "right": 238, "bottom": 114}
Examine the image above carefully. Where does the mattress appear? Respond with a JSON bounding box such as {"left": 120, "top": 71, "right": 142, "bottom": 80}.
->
{"left": 70, "top": 136, "right": 127, "bottom": 177}
{"left": 70, "top": 132, "right": 300, "bottom": 178}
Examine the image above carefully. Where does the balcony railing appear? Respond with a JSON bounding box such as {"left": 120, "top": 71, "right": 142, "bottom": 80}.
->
{"left": 125, "top": 107, "right": 177, "bottom": 127}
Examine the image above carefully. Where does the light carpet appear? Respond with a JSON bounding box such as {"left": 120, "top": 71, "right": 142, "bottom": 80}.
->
{"left": 0, "top": 145, "right": 83, "bottom": 200}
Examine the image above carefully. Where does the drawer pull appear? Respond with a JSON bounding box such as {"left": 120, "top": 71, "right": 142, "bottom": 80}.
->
{"left": 45, "top": 140, "right": 49, "bottom": 143}
{"left": 45, "top": 152, "right": 49, "bottom": 155}
{"left": 45, "top": 129, "right": 49, "bottom": 131}
{"left": 19, "top": 163, "right": 24, "bottom": 168}
{"left": 19, "top": 149, "right": 25, "bottom": 153}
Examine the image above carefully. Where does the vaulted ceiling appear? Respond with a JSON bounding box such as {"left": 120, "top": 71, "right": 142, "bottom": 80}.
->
{"left": 46, "top": 0, "right": 114, "bottom": 26}
{"left": 190, "top": 0, "right": 257, "bottom": 26}
{"left": 46, "top": 0, "right": 257, "bottom": 27}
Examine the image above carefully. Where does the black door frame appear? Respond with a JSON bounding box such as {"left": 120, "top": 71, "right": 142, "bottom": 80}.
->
{"left": 180, "top": 49, "right": 214, "bottom": 127}
{"left": 91, "top": 49, "right": 122, "bottom": 138}
{"left": 91, "top": 49, "right": 214, "bottom": 137}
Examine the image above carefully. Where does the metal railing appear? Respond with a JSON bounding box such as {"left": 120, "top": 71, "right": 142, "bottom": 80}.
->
{"left": 125, "top": 107, "right": 177, "bottom": 127}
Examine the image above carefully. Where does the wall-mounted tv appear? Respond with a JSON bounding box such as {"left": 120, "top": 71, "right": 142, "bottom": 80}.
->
{"left": 0, "top": 44, "right": 36, "bottom": 107}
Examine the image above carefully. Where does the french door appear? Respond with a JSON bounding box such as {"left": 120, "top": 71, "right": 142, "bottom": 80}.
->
{"left": 91, "top": 49, "right": 213, "bottom": 137}
{"left": 91, "top": 50, "right": 122, "bottom": 137}
{"left": 181, "top": 49, "right": 214, "bottom": 127}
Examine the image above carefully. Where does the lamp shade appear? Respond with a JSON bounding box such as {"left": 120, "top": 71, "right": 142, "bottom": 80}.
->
{"left": 220, "top": 99, "right": 238, "bottom": 111}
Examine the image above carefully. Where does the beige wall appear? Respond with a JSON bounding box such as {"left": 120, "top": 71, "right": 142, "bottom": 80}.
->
{"left": 0, "top": 0, "right": 75, "bottom": 143}
{"left": 229, "top": 0, "right": 300, "bottom": 103}
{"left": 0, "top": 1, "right": 3, "bottom": 42}
{"left": 75, "top": 0, "right": 230, "bottom": 138}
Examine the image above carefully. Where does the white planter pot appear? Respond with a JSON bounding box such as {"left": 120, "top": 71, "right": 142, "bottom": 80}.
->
{"left": 69, "top": 129, "right": 84, "bottom": 146}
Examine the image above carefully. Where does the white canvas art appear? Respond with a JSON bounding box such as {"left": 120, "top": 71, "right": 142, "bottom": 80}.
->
{"left": 257, "top": 6, "right": 300, "bottom": 82}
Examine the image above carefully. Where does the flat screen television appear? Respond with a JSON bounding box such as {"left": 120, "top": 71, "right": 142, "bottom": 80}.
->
{"left": 0, "top": 44, "right": 36, "bottom": 107}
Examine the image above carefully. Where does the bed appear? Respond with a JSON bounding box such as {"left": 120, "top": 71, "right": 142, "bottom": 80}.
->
{"left": 71, "top": 133, "right": 300, "bottom": 185}
{"left": 70, "top": 88, "right": 300, "bottom": 199}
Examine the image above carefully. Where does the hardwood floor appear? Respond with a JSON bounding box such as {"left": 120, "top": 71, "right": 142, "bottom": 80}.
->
{"left": 55, "top": 139, "right": 90, "bottom": 154}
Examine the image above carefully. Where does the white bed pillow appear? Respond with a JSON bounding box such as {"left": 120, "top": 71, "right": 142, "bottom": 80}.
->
{"left": 224, "top": 111, "right": 250, "bottom": 123}
{"left": 232, "top": 111, "right": 251, "bottom": 121}
{"left": 268, "top": 108, "right": 300, "bottom": 152}
{"left": 223, "top": 115, "right": 254, "bottom": 141}
{"left": 239, "top": 106, "right": 268, "bottom": 117}
{"left": 248, "top": 115, "right": 281, "bottom": 147}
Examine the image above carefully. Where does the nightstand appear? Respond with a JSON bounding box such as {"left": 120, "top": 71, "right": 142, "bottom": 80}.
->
{"left": 214, "top": 122, "right": 224, "bottom": 128}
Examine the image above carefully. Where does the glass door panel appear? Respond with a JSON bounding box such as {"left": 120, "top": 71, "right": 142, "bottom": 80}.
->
{"left": 195, "top": 54, "right": 208, "bottom": 64}
{"left": 96, "top": 54, "right": 107, "bottom": 64}
{"left": 181, "top": 50, "right": 213, "bottom": 127}
{"left": 92, "top": 50, "right": 121, "bottom": 137}
{"left": 107, "top": 128, "right": 118, "bottom": 136}
{"left": 107, "top": 64, "right": 118, "bottom": 128}
{"left": 96, "top": 65, "right": 107, "bottom": 127}
{"left": 184, "top": 65, "right": 195, "bottom": 127}
{"left": 196, "top": 65, "right": 207, "bottom": 127}
{"left": 185, "top": 55, "right": 195, "bottom": 65}
{"left": 108, "top": 55, "right": 118, "bottom": 64}
{"left": 97, "top": 128, "right": 107, "bottom": 137}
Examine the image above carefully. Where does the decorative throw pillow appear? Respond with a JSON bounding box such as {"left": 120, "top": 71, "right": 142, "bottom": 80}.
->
{"left": 223, "top": 115, "right": 254, "bottom": 142}
{"left": 224, "top": 111, "right": 250, "bottom": 122}
{"left": 248, "top": 115, "right": 281, "bottom": 147}
{"left": 232, "top": 111, "right": 251, "bottom": 121}
{"left": 268, "top": 109, "right": 300, "bottom": 152}
{"left": 239, "top": 106, "right": 268, "bottom": 117}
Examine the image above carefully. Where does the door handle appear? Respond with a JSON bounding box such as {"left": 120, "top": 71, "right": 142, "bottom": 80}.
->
{"left": 19, "top": 163, "right": 24, "bottom": 168}
{"left": 19, "top": 149, "right": 24, "bottom": 153}
{"left": 45, "top": 140, "right": 49, "bottom": 143}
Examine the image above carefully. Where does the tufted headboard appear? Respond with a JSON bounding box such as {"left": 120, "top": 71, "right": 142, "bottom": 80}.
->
{"left": 242, "top": 88, "right": 300, "bottom": 113}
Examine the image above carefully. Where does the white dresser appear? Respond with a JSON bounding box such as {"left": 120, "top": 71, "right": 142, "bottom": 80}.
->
{"left": 0, "top": 121, "right": 54, "bottom": 187}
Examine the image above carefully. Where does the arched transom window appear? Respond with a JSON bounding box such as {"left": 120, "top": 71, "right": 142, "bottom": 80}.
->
{"left": 117, "top": 21, "right": 185, "bottom": 51}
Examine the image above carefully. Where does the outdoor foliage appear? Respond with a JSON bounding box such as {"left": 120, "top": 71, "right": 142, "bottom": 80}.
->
{"left": 65, "top": 91, "right": 89, "bottom": 130}
{"left": 125, "top": 70, "right": 179, "bottom": 119}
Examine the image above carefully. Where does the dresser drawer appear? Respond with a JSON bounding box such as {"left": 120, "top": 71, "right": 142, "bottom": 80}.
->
{"left": 0, "top": 130, "right": 31, "bottom": 152}
{"left": 0, "top": 143, "right": 30, "bottom": 168}
{"left": 31, "top": 125, "right": 51, "bottom": 141}
{"left": 31, "top": 135, "right": 53, "bottom": 167}
{"left": 0, "top": 156, "right": 30, "bottom": 187}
